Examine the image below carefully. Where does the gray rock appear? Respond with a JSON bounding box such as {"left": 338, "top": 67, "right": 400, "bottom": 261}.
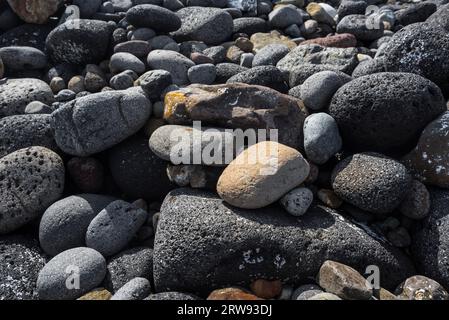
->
{"left": 37, "top": 247, "right": 106, "bottom": 300}
{"left": 0, "top": 114, "right": 57, "bottom": 158}
{"left": 171, "top": 7, "right": 233, "bottom": 45}
{"left": 203, "top": 46, "right": 226, "bottom": 64}
{"left": 126, "top": 4, "right": 181, "bottom": 32}
{"left": 269, "top": 6, "right": 303, "bottom": 28}
{"left": 114, "top": 40, "right": 151, "bottom": 58}
{"left": 147, "top": 50, "right": 195, "bottom": 85}
{"left": 280, "top": 187, "right": 314, "bottom": 216}
{"left": 149, "top": 35, "right": 176, "bottom": 50}
{"left": 46, "top": 19, "right": 112, "bottom": 65}
{"left": 104, "top": 246, "right": 154, "bottom": 293}
{"left": 233, "top": 17, "right": 268, "bottom": 35}
{"left": 110, "top": 52, "right": 145, "bottom": 74}
{"left": 351, "top": 57, "right": 386, "bottom": 78}
{"left": 252, "top": 44, "right": 290, "bottom": 67}
{"left": 137, "top": 69, "right": 173, "bottom": 100}
{"left": 240, "top": 53, "right": 254, "bottom": 68}
{"left": 130, "top": 28, "right": 156, "bottom": 41}
{"left": 0, "top": 78, "right": 55, "bottom": 117}
{"left": 0, "top": 147, "right": 64, "bottom": 234}
{"left": 0, "top": 23, "right": 51, "bottom": 52}
{"left": 332, "top": 153, "right": 412, "bottom": 214}
{"left": 86, "top": 200, "right": 148, "bottom": 257}
{"left": 110, "top": 71, "right": 134, "bottom": 90}
{"left": 51, "top": 89, "right": 152, "bottom": 156}
{"left": 285, "top": 24, "right": 302, "bottom": 38}
{"left": 336, "top": 14, "right": 384, "bottom": 42}
{"left": 154, "top": 188, "right": 415, "bottom": 295}
{"left": 215, "top": 63, "right": 248, "bottom": 83}
{"left": 292, "top": 284, "right": 323, "bottom": 300}
{"left": 163, "top": 0, "right": 185, "bottom": 11}
{"left": 337, "top": 0, "right": 367, "bottom": 20}
{"left": 24, "top": 101, "right": 53, "bottom": 114}
{"left": 303, "top": 113, "right": 342, "bottom": 165}
{"left": 146, "top": 291, "right": 200, "bottom": 300}
{"left": 395, "top": 2, "right": 436, "bottom": 26}
{"left": 427, "top": 3, "right": 449, "bottom": 31}
{"left": 288, "top": 63, "right": 342, "bottom": 87}
{"left": 55, "top": 89, "right": 76, "bottom": 102}
{"left": 0, "top": 234, "right": 46, "bottom": 300}
{"left": 110, "top": 277, "right": 151, "bottom": 300}
{"left": 226, "top": 65, "right": 288, "bottom": 93}
{"left": 73, "top": 0, "right": 102, "bottom": 17}
{"left": 188, "top": 64, "right": 216, "bottom": 85}
{"left": 0, "top": 46, "right": 47, "bottom": 71}
{"left": 39, "top": 194, "right": 117, "bottom": 256}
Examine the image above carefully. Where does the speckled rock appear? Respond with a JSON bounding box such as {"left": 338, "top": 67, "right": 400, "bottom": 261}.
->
{"left": 336, "top": 14, "right": 384, "bottom": 42}
{"left": 77, "top": 288, "right": 112, "bottom": 300}
{"left": 126, "top": 4, "right": 181, "bottom": 32}
{"left": 110, "top": 277, "right": 151, "bottom": 300}
{"left": 0, "top": 46, "right": 47, "bottom": 71}
{"left": 146, "top": 292, "right": 200, "bottom": 300}
{"left": 0, "top": 147, "right": 64, "bottom": 234}
{"left": 395, "top": 2, "right": 436, "bottom": 26}
{"left": 233, "top": 17, "right": 268, "bottom": 36}
{"left": 300, "top": 33, "right": 357, "bottom": 48}
{"left": 252, "top": 44, "right": 290, "bottom": 67}
{"left": 250, "top": 31, "right": 297, "bottom": 52}
{"left": 280, "top": 187, "right": 314, "bottom": 216}
{"left": 395, "top": 275, "right": 448, "bottom": 300}
{"left": 399, "top": 180, "right": 430, "bottom": 220}
{"left": 226, "top": 65, "right": 288, "bottom": 93}
{"left": 7, "top": 0, "right": 63, "bottom": 24}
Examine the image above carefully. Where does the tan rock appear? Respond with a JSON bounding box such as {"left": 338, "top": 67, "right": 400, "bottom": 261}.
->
{"left": 77, "top": 288, "right": 112, "bottom": 300}
{"left": 250, "top": 31, "right": 297, "bottom": 52}
{"left": 217, "top": 141, "right": 310, "bottom": 209}
{"left": 306, "top": 3, "right": 336, "bottom": 26}
{"left": 250, "top": 279, "right": 282, "bottom": 299}
{"left": 396, "top": 275, "right": 449, "bottom": 300}
{"left": 226, "top": 45, "right": 244, "bottom": 64}
{"left": 207, "top": 287, "right": 262, "bottom": 300}
{"left": 377, "top": 288, "right": 397, "bottom": 300}
{"left": 68, "top": 76, "right": 86, "bottom": 94}
{"left": 7, "top": 0, "right": 63, "bottom": 24}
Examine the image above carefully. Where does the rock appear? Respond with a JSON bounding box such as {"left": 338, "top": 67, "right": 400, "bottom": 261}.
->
{"left": 207, "top": 288, "right": 262, "bottom": 300}
{"left": 104, "top": 246, "right": 154, "bottom": 293}
{"left": 252, "top": 44, "right": 290, "bottom": 67}
{"left": 317, "top": 189, "right": 343, "bottom": 209}
{"left": 318, "top": 260, "right": 372, "bottom": 300}
{"left": 277, "top": 44, "right": 358, "bottom": 75}
{"left": 37, "top": 247, "right": 106, "bottom": 300}
{"left": 147, "top": 50, "right": 195, "bottom": 85}
{"left": 250, "top": 279, "right": 282, "bottom": 299}
{"left": 332, "top": 153, "right": 412, "bottom": 214}
{"left": 307, "top": 2, "right": 336, "bottom": 26}
{"left": 0, "top": 114, "right": 56, "bottom": 158}
{"left": 126, "top": 4, "right": 181, "bottom": 32}
{"left": 217, "top": 141, "right": 310, "bottom": 209}
{"left": 292, "top": 284, "right": 323, "bottom": 300}
{"left": 288, "top": 63, "right": 341, "bottom": 87}
{"left": 300, "top": 71, "right": 351, "bottom": 111}
{"left": 86, "top": 200, "right": 148, "bottom": 257}
{"left": 387, "top": 227, "right": 411, "bottom": 248}
{"left": 51, "top": 89, "right": 151, "bottom": 156}
{"left": 188, "top": 64, "right": 216, "bottom": 85}
{"left": 167, "top": 164, "right": 223, "bottom": 189}
{"left": 67, "top": 157, "right": 104, "bottom": 193}
{"left": 203, "top": 46, "right": 226, "bottom": 64}
{"left": 226, "top": 65, "right": 288, "bottom": 93}
{"left": 39, "top": 194, "right": 116, "bottom": 256}
{"left": 110, "top": 71, "right": 135, "bottom": 90}
{"left": 402, "top": 111, "right": 449, "bottom": 188}
{"left": 110, "top": 52, "right": 145, "bottom": 74}
{"left": 250, "top": 31, "right": 297, "bottom": 51}
{"left": 55, "top": 89, "right": 76, "bottom": 102}
{"left": 233, "top": 17, "right": 268, "bottom": 36}
{"left": 269, "top": 6, "right": 303, "bottom": 29}
{"left": 337, "top": 14, "right": 384, "bottom": 42}
{"left": 46, "top": 19, "right": 112, "bottom": 65}
{"left": 382, "top": 23, "right": 449, "bottom": 95}
{"left": 25, "top": 101, "right": 53, "bottom": 114}
{"left": 7, "top": 0, "right": 63, "bottom": 24}
{"left": 0, "top": 46, "right": 47, "bottom": 71}
{"left": 337, "top": 0, "right": 367, "bottom": 20}
{"left": 215, "top": 63, "right": 248, "bottom": 83}
{"left": 0, "top": 234, "right": 46, "bottom": 300}
{"left": 77, "top": 288, "right": 112, "bottom": 300}
{"left": 146, "top": 292, "right": 199, "bottom": 300}
{"left": 351, "top": 57, "right": 386, "bottom": 78}
{"left": 300, "top": 33, "right": 357, "bottom": 48}
{"left": 73, "top": 0, "right": 102, "bottom": 18}
{"left": 50, "top": 77, "right": 66, "bottom": 94}
{"left": 226, "top": 45, "right": 244, "bottom": 64}
{"left": 377, "top": 287, "right": 397, "bottom": 300}
{"left": 303, "top": 113, "right": 342, "bottom": 164}
{"left": 171, "top": 7, "right": 233, "bottom": 45}
{"left": 308, "top": 292, "right": 342, "bottom": 300}
{"left": 68, "top": 76, "right": 86, "bottom": 94}
{"left": 108, "top": 135, "right": 174, "bottom": 200}
{"left": 111, "top": 278, "right": 151, "bottom": 300}
{"left": 328, "top": 73, "right": 446, "bottom": 153}
{"left": 0, "top": 56, "right": 3, "bottom": 78}
{"left": 114, "top": 40, "right": 151, "bottom": 58}
{"left": 240, "top": 53, "right": 254, "bottom": 68}
{"left": 395, "top": 3, "right": 437, "bottom": 26}
{"left": 0, "top": 78, "right": 54, "bottom": 117}
{"left": 163, "top": 83, "right": 308, "bottom": 150}
{"left": 280, "top": 187, "right": 314, "bottom": 216}
{"left": 395, "top": 275, "right": 448, "bottom": 300}
{"left": 427, "top": 3, "right": 449, "bottom": 31}
{"left": 399, "top": 180, "right": 430, "bottom": 220}
{"left": 0, "top": 147, "right": 64, "bottom": 234}
{"left": 0, "top": 23, "right": 51, "bottom": 51}
{"left": 137, "top": 70, "right": 173, "bottom": 100}
{"left": 153, "top": 188, "right": 415, "bottom": 295}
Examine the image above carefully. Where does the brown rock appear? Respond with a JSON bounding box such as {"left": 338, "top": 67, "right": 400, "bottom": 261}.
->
{"left": 226, "top": 45, "right": 244, "bottom": 64}
{"left": 250, "top": 279, "right": 282, "bottom": 299}
{"left": 395, "top": 275, "right": 449, "bottom": 300}
{"left": 301, "top": 33, "right": 357, "bottom": 48}
{"left": 7, "top": 0, "right": 63, "bottom": 24}
{"left": 67, "top": 157, "right": 104, "bottom": 193}
{"left": 163, "top": 83, "right": 308, "bottom": 150}
{"left": 207, "top": 287, "right": 262, "bottom": 300}
{"left": 377, "top": 288, "right": 397, "bottom": 300}
{"left": 317, "top": 189, "right": 343, "bottom": 208}
{"left": 190, "top": 52, "right": 214, "bottom": 65}
{"left": 68, "top": 76, "right": 86, "bottom": 94}
{"left": 77, "top": 288, "right": 112, "bottom": 300}
{"left": 234, "top": 37, "right": 254, "bottom": 53}
{"left": 250, "top": 31, "right": 297, "bottom": 52}
{"left": 318, "top": 260, "right": 373, "bottom": 300}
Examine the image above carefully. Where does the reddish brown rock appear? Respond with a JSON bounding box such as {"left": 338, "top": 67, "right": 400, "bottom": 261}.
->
{"left": 7, "top": 0, "right": 63, "bottom": 24}
{"left": 207, "top": 287, "right": 263, "bottom": 300}
{"left": 301, "top": 33, "right": 357, "bottom": 48}
{"left": 250, "top": 279, "right": 282, "bottom": 299}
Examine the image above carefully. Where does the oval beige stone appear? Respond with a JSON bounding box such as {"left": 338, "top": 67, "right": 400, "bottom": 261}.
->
{"left": 217, "top": 141, "right": 310, "bottom": 209}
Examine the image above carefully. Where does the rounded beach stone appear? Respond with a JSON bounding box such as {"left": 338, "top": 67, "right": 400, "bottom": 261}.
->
{"left": 126, "top": 4, "right": 181, "bottom": 32}
{"left": 252, "top": 44, "right": 290, "bottom": 67}
{"left": 110, "top": 277, "right": 151, "bottom": 300}
{"left": 395, "top": 275, "right": 448, "bottom": 300}
{"left": 398, "top": 180, "right": 430, "bottom": 220}
{"left": 280, "top": 187, "right": 314, "bottom": 216}
{"left": 0, "top": 46, "right": 47, "bottom": 71}
{"left": 147, "top": 50, "right": 195, "bottom": 85}
{"left": 109, "top": 52, "right": 145, "bottom": 74}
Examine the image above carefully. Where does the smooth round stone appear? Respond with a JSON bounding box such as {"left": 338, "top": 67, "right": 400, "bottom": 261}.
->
{"left": 137, "top": 69, "right": 173, "bottom": 100}
{"left": 269, "top": 6, "right": 303, "bottom": 28}
{"left": 51, "top": 88, "right": 152, "bottom": 156}
{"left": 215, "top": 63, "right": 248, "bottom": 83}
{"left": 395, "top": 275, "right": 448, "bottom": 300}
{"left": 203, "top": 46, "right": 226, "bottom": 64}
{"left": 332, "top": 153, "right": 412, "bottom": 214}
{"left": 303, "top": 113, "right": 342, "bottom": 165}
{"left": 187, "top": 64, "right": 216, "bottom": 85}
{"left": 0, "top": 147, "right": 64, "bottom": 234}
{"left": 337, "top": 14, "right": 384, "bottom": 41}
{"left": 114, "top": 40, "right": 151, "bottom": 58}
{"left": 252, "top": 44, "right": 290, "bottom": 67}
{"left": 110, "top": 71, "right": 134, "bottom": 90}
{"left": 217, "top": 141, "right": 310, "bottom": 209}
{"left": 37, "top": 247, "right": 106, "bottom": 300}
{"left": 300, "top": 71, "right": 352, "bottom": 111}
{"left": 0, "top": 46, "right": 47, "bottom": 71}
{"left": 50, "top": 77, "right": 66, "bottom": 94}
{"left": 292, "top": 284, "right": 323, "bottom": 300}
{"left": 337, "top": 0, "right": 367, "bottom": 20}
{"left": 24, "top": 101, "right": 53, "bottom": 114}
{"left": 149, "top": 35, "right": 176, "bottom": 50}
{"left": 110, "top": 277, "right": 151, "bottom": 300}
{"left": 73, "top": 0, "right": 102, "bottom": 17}
{"left": 86, "top": 200, "right": 148, "bottom": 257}
{"left": 233, "top": 17, "right": 268, "bottom": 35}
{"left": 39, "top": 194, "right": 116, "bottom": 256}
{"left": 280, "top": 187, "right": 314, "bottom": 216}
{"left": 147, "top": 50, "right": 195, "bottom": 85}
{"left": 399, "top": 180, "right": 430, "bottom": 220}
{"left": 163, "top": 0, "right": 184, "bottom": 11}
{"left": 131, "top": 28, "right": 156, "bottom": 41}
{"left": 0, "top": 234, "right": 46, "bottom": 300}
{"left": 395, "top": 2, "right": 436, "bottom": 26}
{"left": 126, "top": 4, "right": 181, "bottom": 32}
{"left": 172, "top": 7, "right": 234, "bottom": 45}
{"left": 307, "top": 2, "right": 336, "bottom": 26}
{"left": 240, "top": 53, "right": 254, "bottom": 68}
{"left": 55, "top": 89, "right": 76, "bottom": 102}
{"left": 0, "top": 78, "right": 55, "bottom": 117}
{"left": 226, "top": 65, "right": 288, "bottom": 93}
{"left": 329, "top": 72, "right": 447, "bottom": 153}
{"left": 0, "top": 114, "right": 57, "bottom": 158}
{"left": 110, "top": 52, "right": 145, "bottom": 74}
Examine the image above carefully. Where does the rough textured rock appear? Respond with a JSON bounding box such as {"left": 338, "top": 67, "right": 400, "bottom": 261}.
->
{"left": 233, "top": 17, "right": 268, "bottom": 36}
{"left": 0, "top": 24, "right": 52, "bottom": 51}
{"left": 163, "top": 83, "right": 308, "bottom": 150}
{"left": 398, "top": 180, "right": 430, "bottom": 220}
{"left": 7, "top": 0, "right": 63, "bottom": 24}
{"left": 329, "top": 72, "right": 446, "bottom": 153}
{"left": 51, "top": 89, "right": 151, "bottom": 156}
{"left": 110, "top": 277, "right": 151, "bottom": 300}
{"left": 126, "top": 4, "right": 181, "bottom": 32}
{"left": 250, "top": 31, "right": 297, "bottom": 52}
{"left": 147, "top": 50, "right": 195, "bottom": 85}
{"left": 0, "top": 46, "right": 47, "bottom": 71}
{"left": 252, "top": 44, "right": 290, "bottom": 67}
{"left": 0, "top": 147, "right": 65, "bottom": 234}
{"left": 332, "top": 153, "right": 412, "bottom": 214}
{"left": 395, "top": 3, "right": 436, "bottom": 26}
{"left": 77, "top": 288, "right": 112, "bottom": 300}
{"left": 336, "top": 14, "right": 384, "bottom": 42}
{"left": 153, "top": 188, "right": 415, "bottom": 295}
{"left": 426, "top": 3, "right": 449, "bottom": 31}
{"left": 146, "top": 292, "right": 200, "bottom": 300}
{"left": 395, "top": 275, "right": 448, "bottom": 300}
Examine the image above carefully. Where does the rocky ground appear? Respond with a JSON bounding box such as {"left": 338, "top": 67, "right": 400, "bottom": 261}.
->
{"left": 1, "top": 0, "right": 449, "bottom": 301}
